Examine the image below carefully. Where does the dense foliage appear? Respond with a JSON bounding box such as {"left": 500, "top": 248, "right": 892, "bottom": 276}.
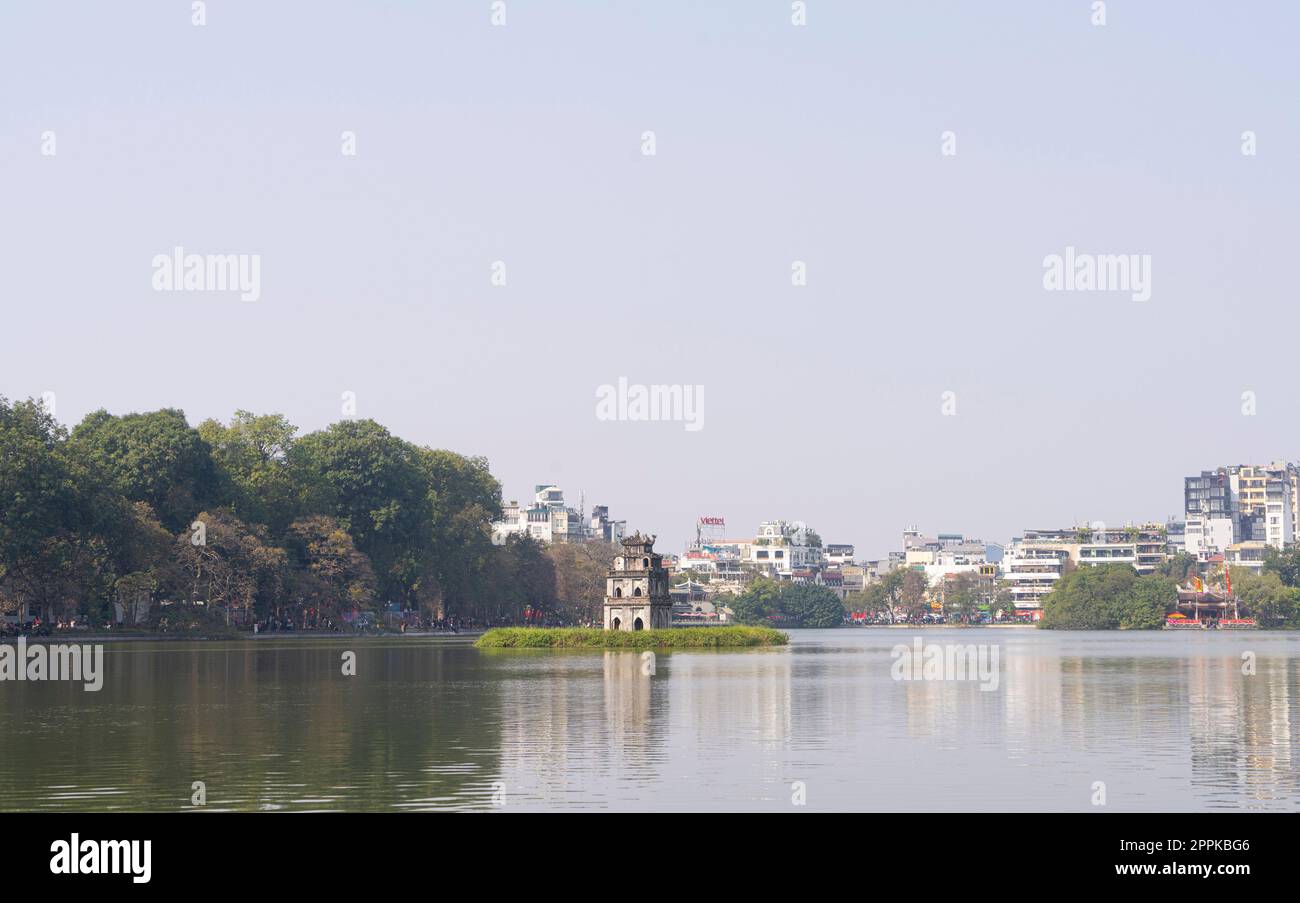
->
{"left": 730, "top": 578, "right": 844, "bottom": 628}
{"left": 0, "top": 397, "right": 570, "bottom": 627}
{"left": 1038, "top": 564, "right": 1174, "bottom": 630}
{"left": 1233, "top": 560, "right": 1300, "bottom": 628}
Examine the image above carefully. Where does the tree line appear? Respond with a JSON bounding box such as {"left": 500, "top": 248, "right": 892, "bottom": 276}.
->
{"left": 1039, "top": 555, "right": 1300, "bottom": 630}
{"left": 0, "top": 397, "right": 608, "bottom": 628}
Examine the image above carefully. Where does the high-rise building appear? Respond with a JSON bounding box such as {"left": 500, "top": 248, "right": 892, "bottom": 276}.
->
{"left": 1233, "top": 462, "right": 1294, "bottom": 549}
{"left": 1184, "top": 469, "right": 1233, "bottom": 558}
{"left": 1184, "top": 462, "right": 1296, "bottom": 557}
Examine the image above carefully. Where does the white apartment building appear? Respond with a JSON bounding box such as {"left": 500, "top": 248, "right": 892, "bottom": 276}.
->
{"left": 1234, "top": 462, "right": 1295, "bottom": 549}
{"left": 1225, "top": 541, "right": 1268, "bottom": 572}
{"left": 907, "top": 543, "right": 990, "bottom": 588}
{"left": 491, "top": 484, "right": 622, "bottom": 545}
{"left": 1002, "top": 525, "right": 1168, "bottom": 610}
{"left": 824, "top": 544, "right": 856, "bottom": 567}
{"left": 1186, "top": 516, "right": 1235, "bottom": 559}
{"left": 1000, "top": 541, "right": 1067, "bottom": 611}
{"left": 749, "top": 520, "right": 823, "bottom": 577}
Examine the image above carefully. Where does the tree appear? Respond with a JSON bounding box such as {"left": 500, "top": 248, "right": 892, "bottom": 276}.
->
{"left": 290, "top": 420, "right": 433, "bottom": 608}
{"left": 69, "top": 408, "right": 220, "bottom": 532}
{"left": 174, "top": 509, "right": 288, "bottom": 624}
{"left": 731, "top": 579, "right": 843, "bottom": 628}
{"left": 988, "top": 580, "right": 1017, "bottom": 621}
{"left": 1231, "top": 570, "right": 1300, "bottom": 628}
{"left": 844, "top": 569, "right": 912, "bottom": 623}
{"left": 899, "top": 569, "right": 930, "bottom": 622}
{"left": 0, "top": 397, "right": 76, "bottom": 619}
{"left": 546, "top": 541, "right": 618, "bottom": 625}
{"left": 0, "top": 397, "right": 143, "bottom": 624}
{"left": 1125, "top": 574, "right": 1176, "bottom": 629}
{"left": 1039, "top": 564, "right": 1171, "bottom": 630}
{"left": 0, "top": 402, "right": 555, "bottom": 630}
{"left": 285, "top": 515, "right": 377, "bottom": 622}
{"left": 488, "top": 534, "right": 557, "bottom": 624}
{"left": 1159, "top": 552, "right": 1198, "bottom": 583}
{"left": 944, "top": 573, "right": 982, "bottom": 624}
{"left": 730, "top": 578, "right": 784, "bottom": 624}
{"left": 416, "top": 447, "right": 503, "bottom": 618}
{"left": 1262, "top": 547, "right": 1300, "bottom": 588}
{"left": 199, "top": 411, "right": 301, "bottom": 533}
{"left": 783, "top": 583, "right": 844, "bottom": 627}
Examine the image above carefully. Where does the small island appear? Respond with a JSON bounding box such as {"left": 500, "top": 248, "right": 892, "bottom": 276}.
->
{"left": 478, "top": 535, "right": 787, "bottom": 648}
{"left": 475, "top": 625, "right": 788, "bottom": 648}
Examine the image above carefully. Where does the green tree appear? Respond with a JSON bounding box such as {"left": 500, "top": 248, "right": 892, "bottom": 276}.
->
{"left": 290, "top": 420, "right": 433, "bottom": 608}
{"left": 416, "top": 447, "right": 503, "bottom": 618}
{"left": 1159, "top": 552, "right": 1198, "bottom": 583}
{"left": 731, "top": 579, "right": 842, "bottom": 628}
{"left": 944, "top": 573, "right": 982, "bottom": 624}
{"left": 0, "top": 397, "right": 81, "bottom": 620}
{"left": 1125, "top": 574, "right": 1176, "bottom": 629}
{"left": 0, "top": 397, "right": 145, "bottom": 623}
{"left": 69, "top": 408, "right": 220, "bottom": 532}
{"left": 1262, "top": 547, "right": 1300, "bottom": 588}
{"left": 199, "top": 411, "right": 301, "bottom": 533}
{"left": 989, "top": 580, "right": 1017, "bottom": 620}
{"left": 1231, "top": 570, "right": 1300, "bottom": 628}
{"left": 730, "top": 578, "right": 784, "bottom": 624}
{"left": 783, "top": 583, "right": 844, "bottom": 627}
{"left": 899, "top": 569, "right": 931, "bottom": 621}
{"left": 1040, "top": 564, "right": 1171, "bottom": 630}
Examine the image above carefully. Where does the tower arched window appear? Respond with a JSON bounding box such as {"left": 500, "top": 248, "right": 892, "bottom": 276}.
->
{"left": 615, "top": 587, "right": 623, "bottom": 598}
{"left": 633, "top": 586, "right": 642, "bottom": 597}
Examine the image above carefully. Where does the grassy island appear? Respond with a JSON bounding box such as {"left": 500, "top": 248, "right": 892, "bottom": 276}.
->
{"left": 475, "top": 626, "right": 788, "bottom": 649}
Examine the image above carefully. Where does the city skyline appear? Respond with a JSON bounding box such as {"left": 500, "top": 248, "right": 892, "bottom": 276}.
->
{"left": 4, "top": 3, "right": 1298, "bottom": 572}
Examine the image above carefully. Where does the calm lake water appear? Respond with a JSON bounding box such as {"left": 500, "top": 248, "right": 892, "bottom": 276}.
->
{"left": 2, "top": 628, "right": 1298, "bottom": 812}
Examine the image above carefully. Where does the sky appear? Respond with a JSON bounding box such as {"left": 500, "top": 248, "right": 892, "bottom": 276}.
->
{"left": 2, "top": 1, "right": 1299, "bottom": 559}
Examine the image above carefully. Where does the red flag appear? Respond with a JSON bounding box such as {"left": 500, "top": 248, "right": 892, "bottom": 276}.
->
{"left": 1225, "top": 568, "right": 1233, "bottom": 595}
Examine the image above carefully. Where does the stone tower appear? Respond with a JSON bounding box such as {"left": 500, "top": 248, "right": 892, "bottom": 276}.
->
{"left": 603, "top": 533, "right": 673, "bottom": 631}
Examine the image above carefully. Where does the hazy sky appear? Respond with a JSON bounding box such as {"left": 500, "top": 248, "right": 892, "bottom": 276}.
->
{"left": 3, "top": 2, "right": 1298, "bottom": 558}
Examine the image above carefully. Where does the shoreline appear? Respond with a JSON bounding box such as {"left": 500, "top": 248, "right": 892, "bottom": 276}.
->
{"left": 0, "top": 630, "right": 484, "bottom": 644}
{"left": 5, "top": 623, "right": 1288, "bottom": 644}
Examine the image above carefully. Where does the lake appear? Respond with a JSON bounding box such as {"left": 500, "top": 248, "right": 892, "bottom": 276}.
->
{"left": 1, "top": 628, "right": 1297, "bottom": 811}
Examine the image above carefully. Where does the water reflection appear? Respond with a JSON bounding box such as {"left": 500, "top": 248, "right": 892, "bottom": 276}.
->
{"left": 1, "top": 630, "right": 1297, "bottom": 811}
